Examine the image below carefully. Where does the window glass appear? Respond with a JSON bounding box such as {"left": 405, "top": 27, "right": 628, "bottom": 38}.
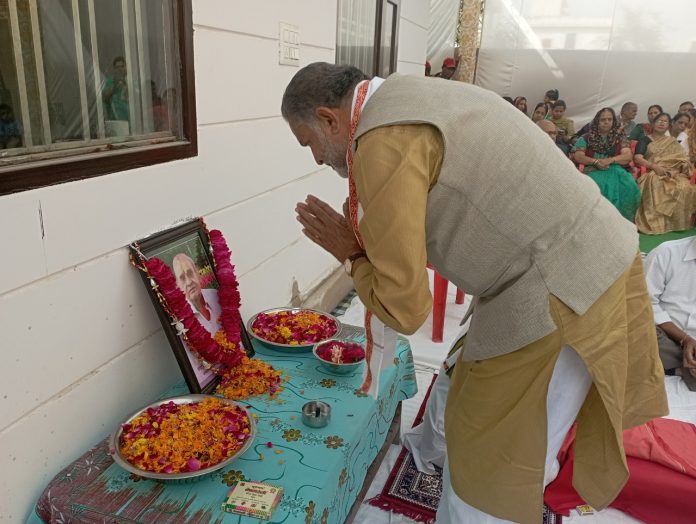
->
{"left": 378, "top": 0, "right": 398, "bottom": 77}
{"left": 336, "top": 0, "right": 377, "bottom": 75}
{"left": 0, "top": 0, "right": 182, "bottom": 157}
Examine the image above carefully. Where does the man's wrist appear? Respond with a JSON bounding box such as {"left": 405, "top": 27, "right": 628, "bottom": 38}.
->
{"left": 350, "top": 255, "right": 368, "bottom": 277}
{"left": 343, "top": 251, "right": 368, "bottom": 276}
{"left": 347, "top": 251, "right": 367, "bottom": 262}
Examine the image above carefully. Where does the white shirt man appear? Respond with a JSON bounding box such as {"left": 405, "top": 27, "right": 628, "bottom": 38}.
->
{"left": 644, "top": 236, "right": 696, "bottom": 390}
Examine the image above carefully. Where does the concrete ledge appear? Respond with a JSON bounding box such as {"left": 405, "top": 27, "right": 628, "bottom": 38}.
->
{"left": 295, "top": 266, "right": 354, "bottom": 313}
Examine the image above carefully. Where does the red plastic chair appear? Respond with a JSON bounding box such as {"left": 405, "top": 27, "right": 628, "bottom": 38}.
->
{"left": 629, "top": 140, "right": 640, "bottom": 179}
{"left": 428, "top": 264, "right": 465, "bottom": 343}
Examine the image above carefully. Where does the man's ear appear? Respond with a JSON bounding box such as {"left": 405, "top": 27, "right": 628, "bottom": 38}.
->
{"left": 315, "top": 106, "right": 342, "bottom": 136}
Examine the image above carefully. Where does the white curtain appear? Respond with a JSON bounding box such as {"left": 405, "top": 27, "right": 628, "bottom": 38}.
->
{"left": 428, "top": 0, "right": 460, "bottom": 74}
{"left": 475, "top": 0, "right": 696, "bottom": 127}
{"left": 336, "top": 0, "right": 377, "bottom": 75}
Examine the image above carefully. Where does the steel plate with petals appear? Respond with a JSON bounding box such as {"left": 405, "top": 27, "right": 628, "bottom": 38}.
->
{"left": 108, "top": 394, "right": 256, "bottom": 482}
{"left": 247, "top": 307, "right": 342, "bottom": 353}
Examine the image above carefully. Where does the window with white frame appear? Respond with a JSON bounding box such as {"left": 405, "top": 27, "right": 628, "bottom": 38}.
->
{"left": 0, "top": 0, "right": 196, "bottom": 195}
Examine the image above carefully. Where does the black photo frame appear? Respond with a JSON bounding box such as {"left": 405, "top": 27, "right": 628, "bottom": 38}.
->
{"left": 130, "top": 219, "right": 254, "bottom": 393}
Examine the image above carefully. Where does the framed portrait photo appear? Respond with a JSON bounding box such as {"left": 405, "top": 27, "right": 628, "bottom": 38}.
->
{"left": 130, "top": 219, "right": 254, "bottom": 393}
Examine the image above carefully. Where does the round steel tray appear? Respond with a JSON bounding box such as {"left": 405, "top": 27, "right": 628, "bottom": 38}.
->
{"left": 109, "top": 394, "right": 255, "bottom": 482}
{"left": 247, "top": 307, "right": 341, "bottom": 353}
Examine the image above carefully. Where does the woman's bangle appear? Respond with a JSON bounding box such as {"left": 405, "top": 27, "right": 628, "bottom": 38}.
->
{"left": 592, "top": 159, "right": 599, "bottom": 167}
{"left": 680, "top": 334, "right": 692, "bottom": 347}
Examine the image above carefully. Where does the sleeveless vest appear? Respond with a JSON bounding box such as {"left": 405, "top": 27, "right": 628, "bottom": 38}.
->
{"left": 354, "top": 74, "right": 637, "bottom": 359}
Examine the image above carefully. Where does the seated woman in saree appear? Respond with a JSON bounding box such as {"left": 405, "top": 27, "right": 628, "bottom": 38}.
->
{"left": 634, "top": 112, "right": 696, "bottom": 234}
{"left": 629, "top": 104, "right": 663, "bottom": 141}
{"left": 573, "top": 107, "right": 639, "bottom": 221}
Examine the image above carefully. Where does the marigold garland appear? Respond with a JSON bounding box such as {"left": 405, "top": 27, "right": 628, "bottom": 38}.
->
{"left": 119, "top": 397, "right": 251, "bottom": 474}
{"left": 144, "top": 257, "right": 243, "bottom": 369}
{"left": 208, "top": 229, "right": 243, "bottom": 347}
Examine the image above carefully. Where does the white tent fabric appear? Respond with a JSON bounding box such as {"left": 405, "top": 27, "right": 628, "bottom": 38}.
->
{"left": 428, "top": 0, "right": 460, "bottom": 74}
{"left": 475, "top": 0, "right": 696, "bottom": 126}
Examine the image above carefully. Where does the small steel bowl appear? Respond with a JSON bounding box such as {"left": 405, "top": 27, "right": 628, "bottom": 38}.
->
{"left": 109, "top": 394, "right": 255, "bottom": 483}
{"left": 313, "top": 338, "right": 366, "bottom": 375}
{"left": 247, "top": 307, "right": 341, "bottom": 353}
{"left": 301, "top": 401, "right": 331, "bottom": 428}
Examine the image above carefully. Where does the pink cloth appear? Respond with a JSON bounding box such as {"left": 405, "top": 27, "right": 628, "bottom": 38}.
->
{"left": 545, "top": 419, "right": 696, "bottom": 523}
{"left": 545, "top": 451, "right": 696, "bottom": 524}
{"left": 623, "top": 418, "right": 696, "bottom": 477}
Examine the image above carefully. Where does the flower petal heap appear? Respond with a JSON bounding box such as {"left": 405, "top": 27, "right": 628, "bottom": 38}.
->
{"left": 119, "top": 397, "right": 251, "bottom": 474}
{"left": 216, "top": 355, "right": 284, "bottom": 400}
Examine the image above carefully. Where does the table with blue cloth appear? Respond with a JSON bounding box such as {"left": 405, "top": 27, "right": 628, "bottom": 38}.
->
{"left": 30, "top": 325, "right": 417, "bottom": 524}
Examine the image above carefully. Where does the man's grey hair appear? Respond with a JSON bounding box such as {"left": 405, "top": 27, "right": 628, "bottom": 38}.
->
{"left": 281, "top": 62, "right": 369, "bottom": 124}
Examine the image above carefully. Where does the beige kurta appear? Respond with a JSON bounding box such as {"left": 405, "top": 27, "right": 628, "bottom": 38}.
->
{"left": 351, "top": 124, "right": 668, "bottom": 523}
{"left": 352, "top": 124, "right": 442, "bottom": 334}
{"left": 445, "top": 254, "right": 667, "bottom": 523}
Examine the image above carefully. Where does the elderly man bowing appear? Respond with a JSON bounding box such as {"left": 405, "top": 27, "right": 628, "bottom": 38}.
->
{"left": 282, "top": 62, "right": 667, "bottom": 524}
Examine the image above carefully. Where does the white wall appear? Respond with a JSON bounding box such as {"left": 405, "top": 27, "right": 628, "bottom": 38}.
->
{"left": 0, "top": 1, "right": 429, "bottom": 521}
{"left": 397, "top": 0, "right": 429, "bottom": 75}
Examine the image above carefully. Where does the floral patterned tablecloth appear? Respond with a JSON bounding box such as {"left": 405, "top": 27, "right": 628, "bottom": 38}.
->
{"left": 30, "top": 325, "right": 417, "bottom": 524}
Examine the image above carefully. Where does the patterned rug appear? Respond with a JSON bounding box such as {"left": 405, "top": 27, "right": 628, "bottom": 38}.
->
{"left": 367, "top": 375, "right": 562, "bottom": 523}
